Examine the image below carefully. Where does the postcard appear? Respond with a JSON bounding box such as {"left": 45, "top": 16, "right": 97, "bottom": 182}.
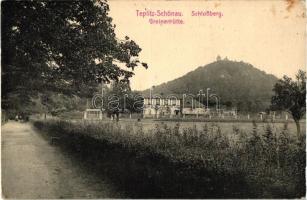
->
{"left": 1, "top": 0, "right": 306, "bottom": 199}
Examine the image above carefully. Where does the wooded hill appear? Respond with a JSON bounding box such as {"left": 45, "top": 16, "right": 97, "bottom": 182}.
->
{"left": 141, "top": 59, "right": 278, "bottom": 112}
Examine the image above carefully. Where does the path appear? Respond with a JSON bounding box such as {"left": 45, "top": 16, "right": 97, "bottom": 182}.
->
{"left": 1, "top": 121, "right": 124, "bottom": 199}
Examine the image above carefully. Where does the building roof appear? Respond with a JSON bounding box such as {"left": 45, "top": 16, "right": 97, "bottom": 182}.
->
{"left": 182, "top": 98, "right": 205, "bottom": 108}
{"left": 143, "top": 94, "right": 205, "bottom": 108}
{"left": 142, "top": 93, "right": 183, "bottom": 99}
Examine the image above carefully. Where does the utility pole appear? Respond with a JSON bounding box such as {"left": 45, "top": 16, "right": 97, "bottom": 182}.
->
{"left": 198, "top": 90, "right": 203, "bottom": 109}
{"left": 183, "top": 94, "right": 186, "bottom": 118}
{"left": 206, "top": 88, "right": 210, "bottom": 110}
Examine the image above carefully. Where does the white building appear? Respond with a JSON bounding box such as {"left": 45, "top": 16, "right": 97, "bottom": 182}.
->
{"left": 142, "top": 96, "right": 207, "bottom": 118}
{"left": 143, "top": 97, "right": 181, "bottom": 118}
{"left": 83, "top": 108, "right": 104, "bottom": 120}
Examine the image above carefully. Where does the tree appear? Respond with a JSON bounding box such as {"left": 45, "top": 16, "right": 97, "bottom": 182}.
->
{"left": 271, "top": 70, "right": 306, "bottom": 140}
{"left": 104, "top": 81, "right": 141, "bottom": 114}
{"left": 1, "top": 0, "right": 147, "bottom": 112}
{"left": 40, "top": 93, "right": 84, "bottom": 117}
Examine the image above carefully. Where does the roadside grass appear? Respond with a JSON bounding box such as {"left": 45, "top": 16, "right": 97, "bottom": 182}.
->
{"left": 33, "top": 120, "right": 305, "bottom": 198}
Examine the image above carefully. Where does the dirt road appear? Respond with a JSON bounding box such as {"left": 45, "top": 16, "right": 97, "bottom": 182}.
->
{"left": 1, "top": 121, "right": 124, "bottom": 199}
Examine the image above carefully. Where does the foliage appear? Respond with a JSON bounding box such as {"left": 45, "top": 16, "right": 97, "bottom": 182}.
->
{"left": 40, "top": 93, "right": 86, "bottom": 116}
{"left": 34, "top": 120, "right": 305, "bottom": 198}
{"left": 2, "top": 0, "right": 147, "bottom": 112}
{"left": 141, "top": 59, "right": 277, "bottom": 112}
{"left": 271, "top": 70, "right": 306, "bottom": 138}
{"left": 102, "top": 81, "right": 142, "bottom": 113}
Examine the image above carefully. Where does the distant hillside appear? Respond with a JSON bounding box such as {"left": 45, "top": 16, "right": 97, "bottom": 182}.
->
{"left": 141, "top": 59, "right": 278, "bottom": 112}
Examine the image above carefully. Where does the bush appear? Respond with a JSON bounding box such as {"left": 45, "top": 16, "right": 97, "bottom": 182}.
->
{"left": 33, "top": 120, "right": 306, "bottom": 198}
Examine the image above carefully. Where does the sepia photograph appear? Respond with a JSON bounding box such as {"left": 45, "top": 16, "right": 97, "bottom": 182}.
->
{"left": 1, "top": 0, "right": 306, "bottom": 199}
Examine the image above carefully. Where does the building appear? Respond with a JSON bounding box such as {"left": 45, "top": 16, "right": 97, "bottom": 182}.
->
{"left": 83, "top": 108, "right": 104, "bottom": 120}
{"left": 142, "top": 95, "right": 207, "bottom": 118}
{"left": 143, "top": 97, "right": 181, "bottom": 118}
{"left": 181, "top": 97, "right": 207, "bottom": 116}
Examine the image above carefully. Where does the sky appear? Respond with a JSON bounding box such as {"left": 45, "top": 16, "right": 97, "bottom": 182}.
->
{"left": 108, "top": 0, "right": 306, "bottom": 91}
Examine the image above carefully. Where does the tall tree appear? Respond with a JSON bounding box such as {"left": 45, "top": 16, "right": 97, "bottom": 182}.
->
{"left": 271, "top": 70, "right": 306, "bottom": 140}
{"left": 1, "top": 0, "right": 147, "bottom": 112}
{"left": 103, "top": 81, "right": 141, "bottom": 113}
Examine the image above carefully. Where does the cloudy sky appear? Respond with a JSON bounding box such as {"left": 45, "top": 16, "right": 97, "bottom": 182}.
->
{"left": 109, "top": 0, "right": 306, "bottom": 91}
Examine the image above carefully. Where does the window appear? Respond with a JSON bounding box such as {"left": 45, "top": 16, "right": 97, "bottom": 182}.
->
{"left": 165, "top": 99, "right": 168, "bottom": 105}
{"left": 156, "top": 98, "right": 160, "bottom": 105}
{"left": 172, "top": 99, "right": 176, "bottom": 106}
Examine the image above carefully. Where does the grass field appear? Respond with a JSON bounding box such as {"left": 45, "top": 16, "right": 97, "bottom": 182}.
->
{"left": 34, "top": 119, "right": 306, "bottom": 198}
{"left": 80, "top": 118, "right": 305, "bottom": 139}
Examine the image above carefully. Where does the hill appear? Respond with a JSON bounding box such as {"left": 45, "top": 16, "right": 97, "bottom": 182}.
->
{"left": 141, "top": 59, "right": 278, "bottom": 112}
